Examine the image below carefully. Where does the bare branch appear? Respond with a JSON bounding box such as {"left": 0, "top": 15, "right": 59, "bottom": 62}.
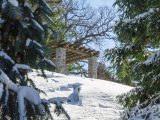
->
{"left": 54, "top": 0, "right": 115, "bottom": 46}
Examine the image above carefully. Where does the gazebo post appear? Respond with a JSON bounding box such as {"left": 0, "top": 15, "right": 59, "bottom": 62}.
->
{"left": 88, "top": 56, "right": 98, "bottom": 78}
{"left": 56, "top": 47, "right": 66, "bottom": 74}
{"left": 52, "top": 42, "right": 99, "bottom": 76}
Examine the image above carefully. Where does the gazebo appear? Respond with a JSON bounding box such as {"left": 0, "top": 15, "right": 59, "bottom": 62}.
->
{"left": 51, "top": 42, "right": 99, "bottom": 78}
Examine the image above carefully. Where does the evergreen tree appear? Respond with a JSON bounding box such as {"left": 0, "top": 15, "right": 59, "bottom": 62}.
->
{"left": 0, "top": 0, "right": 58, "bottom": 119}
{"left": 105, "top": 0, "right": 160, "bottom": 119}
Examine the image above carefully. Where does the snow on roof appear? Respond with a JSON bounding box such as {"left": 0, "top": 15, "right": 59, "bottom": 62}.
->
{"left": 28, "top": 70, "right": 132, "bottom": 120}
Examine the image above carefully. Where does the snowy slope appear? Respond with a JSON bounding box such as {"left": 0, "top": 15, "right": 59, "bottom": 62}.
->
{"left": 28, "top": 70, "right": 132, "bottom": 120}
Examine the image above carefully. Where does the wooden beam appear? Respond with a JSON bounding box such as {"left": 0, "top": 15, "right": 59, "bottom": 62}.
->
{"left": 52, "top": 52, "right": 99, "bottom": 61}
{"left": 51, "top": 49, "right": 99, "bottom": 59}
{"left": 51, "top": 43, "right": 99, "bottom": 55}
{"left": 64, "top": 47, "right": 88, "bottom": 56}
{"left": 66, "top": 55, "right": 93, "bottom": 64}
{"left": 66, "top": 54, "right": 82, "bottom": 60}
{"left": 66, "top": 53, "right": 78, "bottom": 58}
{"left": 51, "top": 51, "right": 76, "bottom": 58}
{"left": 51, "top": 42, "right": 100, "bottom": 63}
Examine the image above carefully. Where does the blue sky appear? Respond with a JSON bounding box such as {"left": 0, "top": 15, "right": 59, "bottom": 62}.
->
{"left": 87, "top": 0, "right": 115, "bottom": 8}
{"left": 87, "top": 0, "right": 116, "bottom": 50}
{"left": 86, "top": 0, "right": 116, "bottom": 63}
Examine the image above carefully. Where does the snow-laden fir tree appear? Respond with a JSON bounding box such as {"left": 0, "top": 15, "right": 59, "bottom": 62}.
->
{"left": 105, "top": 0, "right": 160, "bottom": 119}
{"left": 0, "top": 0, "right": 58, "bottom": 119}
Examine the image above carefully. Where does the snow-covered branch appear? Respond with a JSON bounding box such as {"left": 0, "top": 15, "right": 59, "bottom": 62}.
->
{"left": 17, "top": 86, "right": 45, "bottom": 120}
{"left": 143, "top": 51, "right": 160, "bottom": 65}
{"left": 8, "top": 0, "right": 19, "bottom": 7}
{"left": 41, "top": 57, "right": 56, "bottom": 68}
{"left": 12, "top": 64, "right": 32, "bottom": 72}
{"left": 26, "top": 39, "right": 56, "bottom": 69}
{"left": 31, "top": 19, "right": 44, "bottom": 32}
{"left": 137, "top": 51, "right": 160, "bottom": 66}
{"left": 0, "top": 50, "right": 15, "bottom": 64}
{"left": 0, "top": 69, "right": 18, "bottom": 92}
{"left": 0, "top": 69, "right": 45, "bottom": 120}
{"left": 26, "top": 38, "right": 46, "bottom": 58}
{"left": 0, "top": 83, "right": 3, "bottom": 99}
{"left": 123, "top": 95, "right": 160, "bottom": 120}
{"left": 26, "top": 38, "right": 43, "bottom": 49}
{"left": 12, "top": 64, "right": 32, "bottom": 80}
{"left": 120, "top": 8, "right": 160, "bottom": 25}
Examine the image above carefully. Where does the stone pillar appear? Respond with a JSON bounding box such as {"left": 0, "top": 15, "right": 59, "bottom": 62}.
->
{"left": 88, "top": 56, "right": 97, "bottom": 78}
{"left": 56, "top": 48, "right": 66, "bottom": 74}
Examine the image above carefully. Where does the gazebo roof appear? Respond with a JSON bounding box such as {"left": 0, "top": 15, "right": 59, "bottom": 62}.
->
{"left": 51, "top": 42, "right": 99, "bottom": 64}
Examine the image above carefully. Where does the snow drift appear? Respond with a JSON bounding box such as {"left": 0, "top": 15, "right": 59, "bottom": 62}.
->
{"left": 28, "top": 70, "right": 132, "bottom": 120}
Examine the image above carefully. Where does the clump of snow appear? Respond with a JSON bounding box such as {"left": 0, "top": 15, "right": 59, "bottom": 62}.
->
{"left": 2, "top": 0, "right": 7, "bottom": 9}
{"left": 31, "top": 19, "right": 44, "bottom": 32}
{"left": 2, "top": 0, "right": 19, "bottom": 8}
{"left": 17, "top": 86, "right": 44, "bottom": 120}
{"left": 0, "top": 83, "right": 3, "bottom": 99}
{"left": 24, "top": 1, "right": 30, "bottom": 8}
{"left": 41, "top": 57, "right": 55, "bottom": 67}
{"left": 37, "top": 48, "right": 44, "bottom": 56}
{"left": 26, "top": 38, "right": 43, "bottom": 48}
{"left": 8, "top": 0, "right": 19, "bottom": 7}
{"left": 135, "top": 50, "right": 160, "bottom": 69}
{"left": 67, "top": 84, "right": 81, "bottom": 104}
{"left": 26, "top": 38, "right": 31, "bottom": 47}
{"left": 121, "top": 8, "right": 160, "bottom": 24}
{"left": 0, "top": 50, "right": 15, "bottom": 64}
{"left": 0, "top": 69, "right": 44, "bottom": 120}
{"left": 18, "top": 86, "right": 42, "bottom": 105}
{"left": 28, "top": 70, "right": 132, "bottom": 120}
{"left": 123, "top": 95, "right": 160, "bottom": 120}
{"left": 12, "top": 64, "right": 32, "bottom": 80}
{"left": 0, "top": 69, "right": 18, "bottom": 92}
{"left": 0, "top": 18, "right": 5, "bottom": 24}
{"left": 25, "top": 38, "right": 45, "bottom": 57}
{"left": 143, "top": 51, "right": 160, "bottom": 65}
{"left": 12, "top": 64, "right": 32, "bottom": 73}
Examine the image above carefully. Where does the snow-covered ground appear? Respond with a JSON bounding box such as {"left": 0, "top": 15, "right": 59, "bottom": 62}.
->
{"left": 28, "top": 70, "right": 132, "bottom": 120}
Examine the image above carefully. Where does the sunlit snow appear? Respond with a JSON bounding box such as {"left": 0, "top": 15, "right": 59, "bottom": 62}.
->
{"left": 28, "top": 70, "right": 132, "bottom": 120}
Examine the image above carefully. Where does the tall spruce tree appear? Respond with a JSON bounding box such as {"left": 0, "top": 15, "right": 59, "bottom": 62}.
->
{"left": 105, "top": 0, "right": 160, "bottom": 119}
{"left": 0, "top": 0, "right": 58, "bottom": 119}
